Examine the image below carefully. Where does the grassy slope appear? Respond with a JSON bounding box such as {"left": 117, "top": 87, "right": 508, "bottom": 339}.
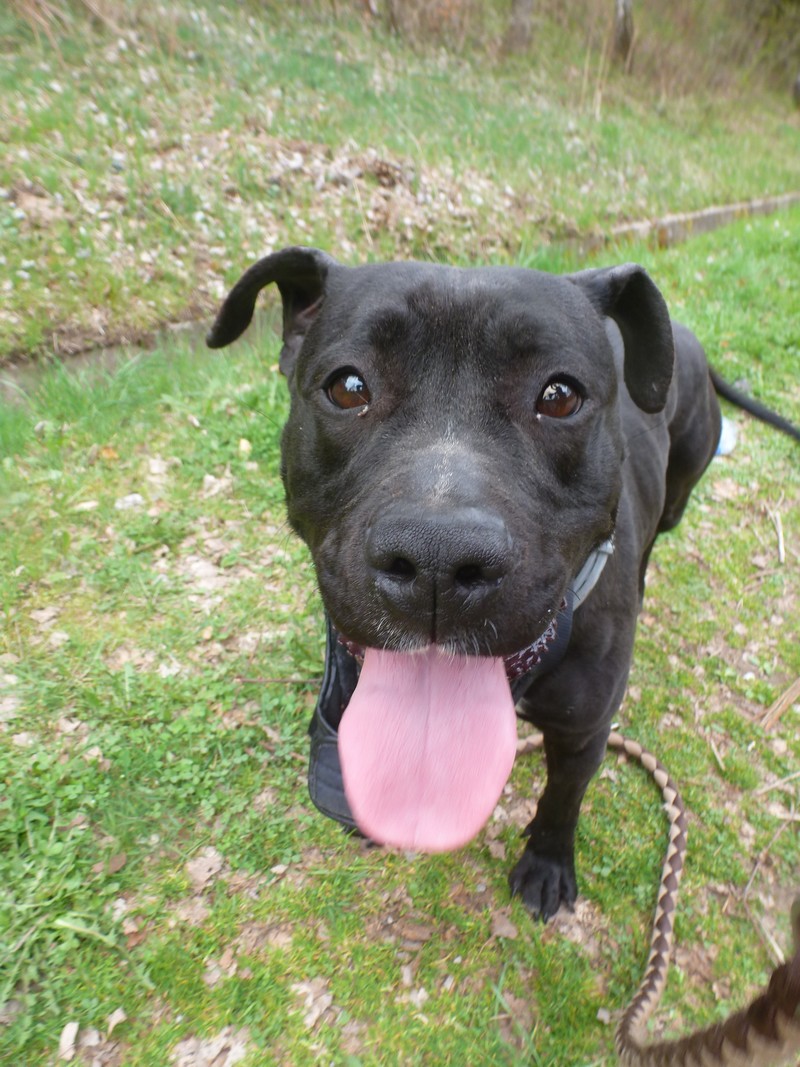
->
{"left": 1, "top": 1, "right": 800, "bottom": 359}
{"left": 1, "top": 208, "right": 798, "bottom": 1065}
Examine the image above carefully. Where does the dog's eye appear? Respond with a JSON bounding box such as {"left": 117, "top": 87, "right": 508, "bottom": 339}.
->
{"left": 536, "top": 380, "right": 582, "bottom": 418}
{"left": 325, "top": 369, "right": 372, "bottom": 411}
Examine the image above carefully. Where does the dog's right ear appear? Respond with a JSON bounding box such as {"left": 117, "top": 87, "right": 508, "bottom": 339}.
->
{"left": 206, "top": 246, "right": 337, "bottom": 375}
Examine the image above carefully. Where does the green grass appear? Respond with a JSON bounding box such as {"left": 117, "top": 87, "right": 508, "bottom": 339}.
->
{"left": 1, "top": 0, "right": 800, "bottom": 360}
{"left": 1, "top": 207, "right": 798, "bottom": 1064}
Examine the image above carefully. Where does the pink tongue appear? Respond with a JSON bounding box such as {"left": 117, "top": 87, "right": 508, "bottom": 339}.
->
{"left": 338, "top": 646, "right": 517, "bottom": 853}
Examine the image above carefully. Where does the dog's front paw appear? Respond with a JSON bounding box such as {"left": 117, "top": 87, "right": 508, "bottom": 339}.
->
{"left": 508, "top": 848, "right": 577, "bottom": 921}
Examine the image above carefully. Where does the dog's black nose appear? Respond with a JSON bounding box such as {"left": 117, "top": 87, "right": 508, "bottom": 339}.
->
{"left": 366, "top": 505, "right": 511, "bottom": 633}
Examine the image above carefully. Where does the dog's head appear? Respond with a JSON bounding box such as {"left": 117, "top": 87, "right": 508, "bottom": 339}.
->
{"left": 209, "top": 247, "right": 674, "bottom": 660}
{"left": 209, "top": 248, "right": 675, "bottom": 851}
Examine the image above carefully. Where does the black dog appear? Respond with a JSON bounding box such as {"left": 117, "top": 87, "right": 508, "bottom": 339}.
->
{"left": 207, "top": 248, "right": 785, "bottom": 920}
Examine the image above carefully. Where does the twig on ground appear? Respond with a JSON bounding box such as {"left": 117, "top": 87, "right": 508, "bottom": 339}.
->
{"left": 743, "top": 820, "right": 791, "bottom": 900}
{"left": 764, "top": 494, "right": 786, "bottom": 565}
{"left": 742, "top": 897, "right": 786, "bottom": 966}
{"left": 753, "top": 767, "right": 800, "bottom": 796}
{"left": 761, "top": 676, "right": 800, "bottom": 729}
{"left": 708, "top": 735, "right": 726, "bottom": 773}
{"left": 743, "top": 566, "right": 786, "bottom": 593}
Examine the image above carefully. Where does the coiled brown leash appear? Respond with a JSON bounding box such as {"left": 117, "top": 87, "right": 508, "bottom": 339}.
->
{"left": 521, "top": 730, "right": 800, "bottom": 1065}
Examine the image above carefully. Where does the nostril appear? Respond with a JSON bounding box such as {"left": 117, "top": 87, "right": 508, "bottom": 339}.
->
{"left": 385, "top": 556, "right": 417, "bottom": 581}
{"left": 454, "top": 563, "right": 487, "bottom": 588}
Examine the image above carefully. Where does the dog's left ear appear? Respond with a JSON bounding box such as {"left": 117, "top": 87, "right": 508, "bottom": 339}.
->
{"left": 568, "top": 264, "right": 674, "bottom": 413}
{"left": 207, "top": 246, "right": 337, "bottom": 375}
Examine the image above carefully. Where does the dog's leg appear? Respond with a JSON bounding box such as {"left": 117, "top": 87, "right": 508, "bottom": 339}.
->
{"left": 509, "top": 726, "right": 610, "bottom": 920}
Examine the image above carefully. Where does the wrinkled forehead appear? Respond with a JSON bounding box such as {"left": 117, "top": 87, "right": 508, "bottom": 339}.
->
{"left": 318, "top": 262, "right": 606, "bottom": 363}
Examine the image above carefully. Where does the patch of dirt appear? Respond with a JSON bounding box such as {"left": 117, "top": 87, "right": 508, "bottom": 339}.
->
{"left": 448, "top": 879, "right": 494, "bottom": 916}
{"left": 674, "top": 940, "right": 725, "bottom": 1000}
{"left": 542, "top": 898, "right": 609, "bottom": 966}
{"left": 290, "top": 976, "right": 336, "bottom": 1029}
{"left": 103, "top": 644, "right": 159, "bottom": 672}
{"left": 0, "top": 664, "right": 21, "bottom": 728}
{"left": 751, "top": 879, "right": 799, "bottom": 962}
{"left": 338, "top": 1019, "right": 368, "bottom": 1058}
{"left": 235, "top": 920, "right": 295, "bottom": 954}
{"left": 170, "top": 1027, "right": 250, "bottom": 1067}
{"left": 185, "top": 846, "right": 226, "bottom": 892}
{"left": 60, "top": 1007, "right": 131, "bottom": 1066}
{"left": 495, "top": 989, "right": 535, "bottom": 1053}
{"left": 170, "top": 897, "right": 211, "bottom": 928}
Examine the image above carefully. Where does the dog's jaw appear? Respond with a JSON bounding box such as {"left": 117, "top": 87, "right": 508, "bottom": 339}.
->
{"left": 336, "top": 603, "right": 566, "bottom": 682}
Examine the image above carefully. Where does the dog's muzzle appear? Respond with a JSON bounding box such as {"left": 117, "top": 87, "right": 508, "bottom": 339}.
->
{"left": 307, "top": 540, "right": 614, "bottom": 832}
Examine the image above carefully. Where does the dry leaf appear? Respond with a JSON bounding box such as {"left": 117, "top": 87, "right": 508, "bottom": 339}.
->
{"left": 0, "top": 694, "right": 20, "bottom": 722}
{"left": 83, "top": 746, "right": 111, "bottom": 771}
{"left": 115, "top": 493, "right": 145, "bottom": 510}
{"left": 498, "top": 990, "right": 533, "bottom": 1030}
{"left": 291, "top": 977, "right": 334, "bottom": 1029}
{"left": 173, "top": 897, "right": 211, "bottom": 926}
{"left": 393, "top": 920, "right": 434, "bottom": 943}
{"left": 58, "top": 1021, "right": 79, "bottom": 1061}
{"left": 170, "top": 1026, "right": 249, "bottom": 1066}
{"left": 407, "top": 987, "right": 429, "bottom": 1008}
{"left": 203, "top": 961, "right": 224, "bottom": 989}
{"left": 77, "top": 1027, "right": 101, "bottom": 1050}
{"left": 126, "top": 928, "right": 148, "bottom": 949}
{"left": 148, "top": 456, "right": 169, "bottom": 476}
{"left": 0, "top": 999, "right": 23, "bottom": 1026}
{"left": 711, "top": 477, "right": 743, "bottom": 501}
{"left": 490, "top": 912, "right": 519, "bottom": 939}
{"left": 201, "top": 471, "right": 233, "bottom": 499}
{"left": 264, "top": 923, "right": 293, "bottom": 949}
{"left": 186, "top": 847, "right": 224, "bottom": 890}
{"left": 487, "top": 839, "right": 506, "bottom": 860}
{"left": 106, "top": 1007, "right": 127, "bottom": 1036}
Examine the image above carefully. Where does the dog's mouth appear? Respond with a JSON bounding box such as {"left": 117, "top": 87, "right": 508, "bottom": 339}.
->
{"left": 334, "top": 608, "right": 565, "bottom": 855}
{"left": 337, "top": 601, "right": 564, "bottom": 681}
